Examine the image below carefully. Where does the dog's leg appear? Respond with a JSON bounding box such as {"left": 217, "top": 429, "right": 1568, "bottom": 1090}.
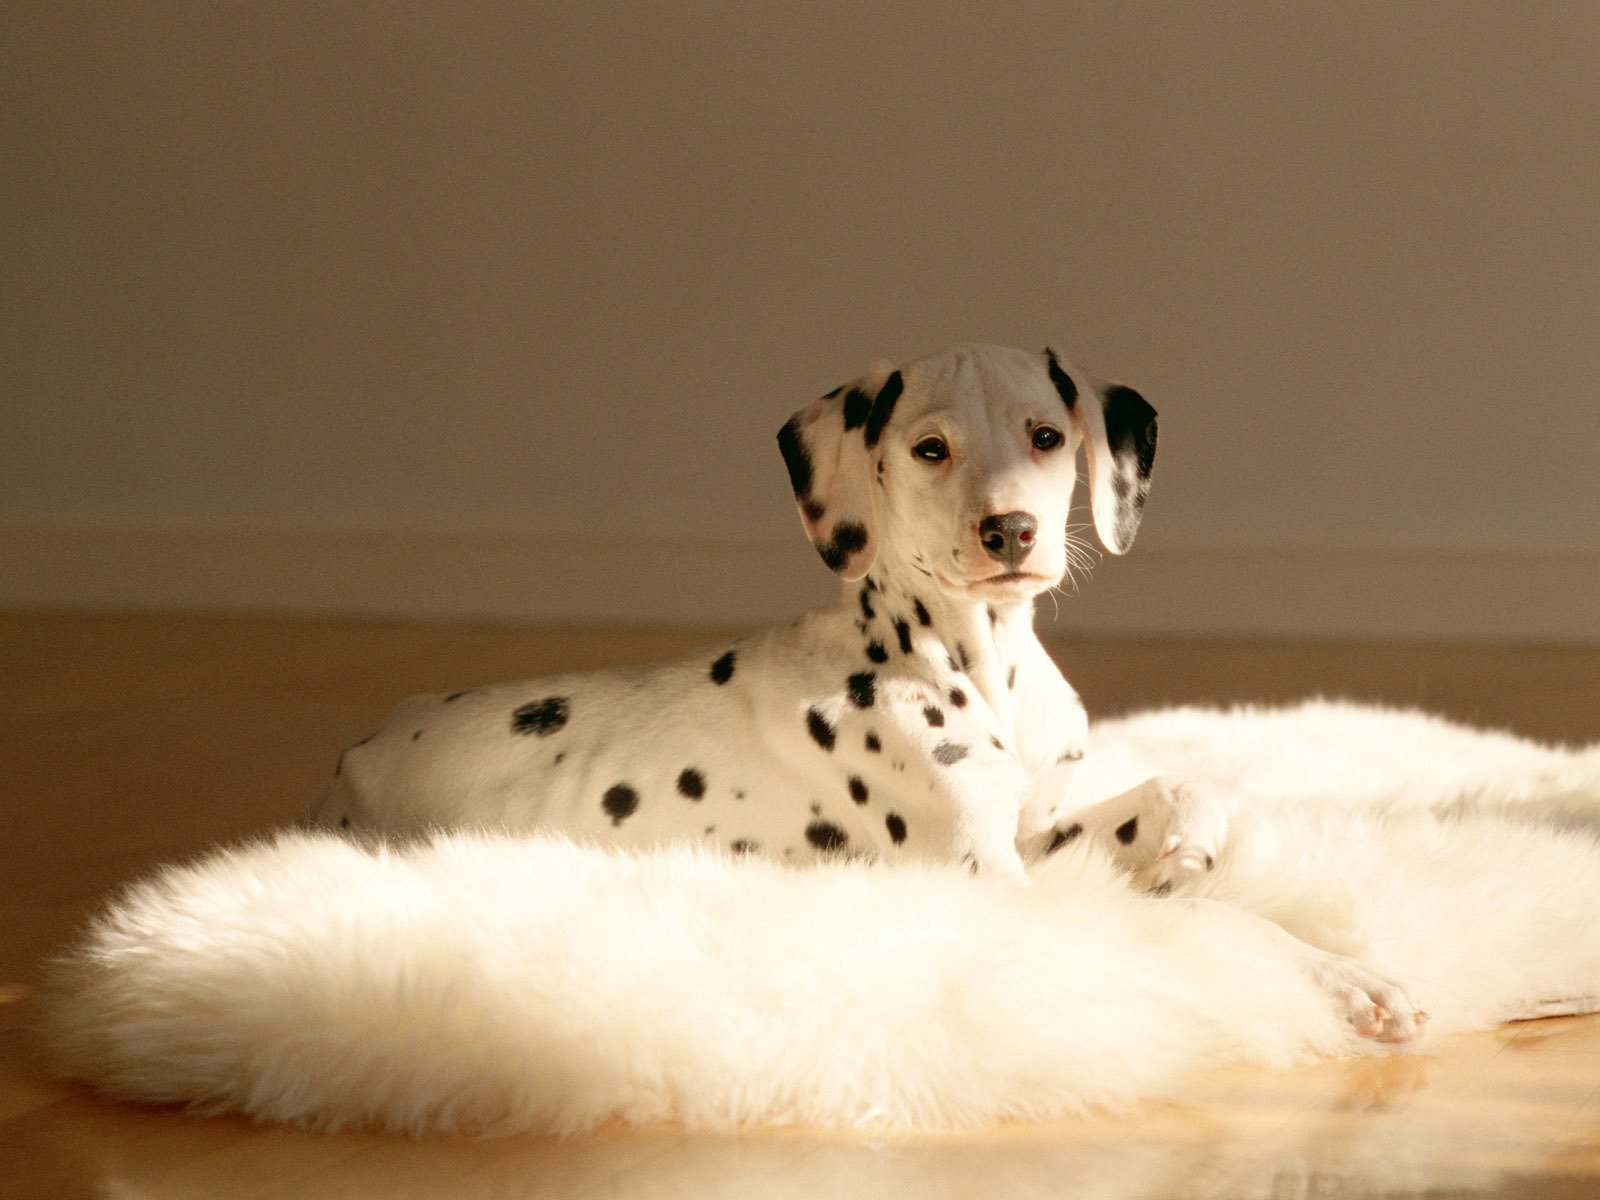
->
{"left": 918, "top": 786, "right": 1030, "bottom": 883}
{"left": 896, "top": 738, "right": 1033, "bottom": 883}
{"left": 960, "top": 811, "right": 1032, "bottom": 883}
{"left": 1026, "top": 775, "right": 1228, "bottom": 894}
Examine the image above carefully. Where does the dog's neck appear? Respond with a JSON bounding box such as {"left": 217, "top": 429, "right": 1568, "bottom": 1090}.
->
{"left": 847, "top": 565, "right": 1037, "bottom": 716}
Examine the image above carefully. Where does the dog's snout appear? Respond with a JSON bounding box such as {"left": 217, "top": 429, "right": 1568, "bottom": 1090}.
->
{"left": 978, "top": 511, "right": 1037, "bottom": 568}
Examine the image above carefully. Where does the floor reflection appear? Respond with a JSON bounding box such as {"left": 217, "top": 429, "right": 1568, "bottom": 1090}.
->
{"left": 23, "top": 1068, "right": 1597, "bottom": 1200}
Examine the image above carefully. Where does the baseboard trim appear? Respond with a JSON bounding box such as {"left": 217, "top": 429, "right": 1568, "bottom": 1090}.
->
{"left": 2, "top": 519, "right": 1594, "bottom": 642}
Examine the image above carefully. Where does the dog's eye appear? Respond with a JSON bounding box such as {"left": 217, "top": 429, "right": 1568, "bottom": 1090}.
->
{"left": 1031, "top": 425, "right": 1065, "bottom": 452}
{"left": 912, "top": 437, "right": 949, "bottom": 463}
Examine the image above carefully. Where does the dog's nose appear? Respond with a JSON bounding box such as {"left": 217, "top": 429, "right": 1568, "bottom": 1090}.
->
{"left": 978, "top": 511, "right": 1037, "bottom": 568}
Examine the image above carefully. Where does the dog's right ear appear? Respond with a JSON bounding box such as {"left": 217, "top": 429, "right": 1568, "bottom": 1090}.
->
{"left": 777, "top": 363, "right": 903, "bottom": 581}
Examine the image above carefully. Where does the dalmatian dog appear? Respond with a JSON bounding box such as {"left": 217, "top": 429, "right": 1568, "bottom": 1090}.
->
{"left": 313, "top": 342, "right": 1424, "bottom": 1043}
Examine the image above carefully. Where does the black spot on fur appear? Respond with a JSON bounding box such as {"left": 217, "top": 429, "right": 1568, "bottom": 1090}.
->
{"left": 947, "top": 654, "right": 962, "bottom": 674}
{"left": 805, "top": 820, "right": 849, "bottom": 852}
{"left": 847, "top": 671, "right": 876, "bottom": 708}
{"left": 735, "top": 789, "right": 747, "bottom": 800}
{"left": 710, "top": 650, "right": 737, "bottom": 685}
{"left": 1116, "top": 816, "right": 1139, "bottom": 845}
{"left": 895, "top": 619, "right": 912, "bottom": 654}
{"left": 339, "top": 815, "right": 351, "bottom": 829}
{"left": 1058, "top": 748, "right": 1084, "bottom": 763}
{"left": 1045, "top": 824, "right": 1083, "bottom": 856}
{"left": 957, "top": 643, "right": 972, "bottom": 671}
{"left": 806, "top": 708, "right": 836, "bottom": 751}
{"left": 923, "top": 705, "right": 945, "bottom": 728}
{"left": 677, "top": 768, "right": 706, "bottom": 800}
{"left": 990, "top": 736, "right": 1005, "bottom": 751}
{"left": 865, "top": 732, "right": 881, "bottom": 753}
{"left": 866, "top": 640, "right": 888, "bottom": 664}
{"left": 444, "top": 690, "right": 470, "bottom": 703}
{"left": 1007, "top": 666, "right": 1017, "bottom": 690}
{"left": 819, "top": 522, "right": 869, "bottom": 573}
{"left": 863, "top": 370, "right": 903, "bottom": 448}
{"left": 730, "top": 839, "right": 759, "bottom": 855}
{"left": 1044, "top": 347, "right": 1079, "bottom": 410}
{"left": 802, "top": 498, "right": 826, "bottom": 524}
{"left": 987, "top": 606, "right": 997, "bottom": 627}
{"left": 777, "top": 415, "right": 813, "bottom": 500}
{"left": 512, "top": 696, "right": 569, "bottom": 737}
{"left": 848, "top": 776, "right": 869, "bottom": 805}
{"left": 913, "top": 597, "right": 931, "bottom": 626}
{"left": 859, "top": 586, "right": 875, "bottom": 621}
{"left": 411, "top": 730, "right": 422, "bottom": 741}
{"left": 554, "top": 752, "right": 566, "bottom": 765}
{"left": 1104, "top": 385, "right": 1159, "bottom": 479}
{"left": 842, "top": 387, "right": 872, "bottom": 431}
{"left": 933, "top": 740, "right": 969, "bottom": 765}
{"left": 948, "top": 687, "right": 967, "bottom": 708}
{"left": 885, "top": 813, "right": 907, "bottom": 845}
{"left": 602, "top": 784, "right": 639, "bottom": 826}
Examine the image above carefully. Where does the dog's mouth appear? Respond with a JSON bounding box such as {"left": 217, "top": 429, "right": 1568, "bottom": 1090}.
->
{"left": 940, "top": 570, "right": 1051, "bottom": 595}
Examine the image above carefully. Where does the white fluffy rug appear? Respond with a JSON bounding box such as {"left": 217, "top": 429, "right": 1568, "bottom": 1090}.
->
{"left": 41, "top": 702, "right": 1600, "bottom": 1137}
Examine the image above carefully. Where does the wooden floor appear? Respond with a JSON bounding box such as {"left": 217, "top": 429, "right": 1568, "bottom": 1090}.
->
{"left": 4, "top": 611, "right": 1599, "bottom": 1199}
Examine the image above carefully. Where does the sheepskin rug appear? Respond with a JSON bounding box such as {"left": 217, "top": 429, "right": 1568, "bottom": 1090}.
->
{"left": 41, "top": 701, "right": 1600, "bottom": 1137}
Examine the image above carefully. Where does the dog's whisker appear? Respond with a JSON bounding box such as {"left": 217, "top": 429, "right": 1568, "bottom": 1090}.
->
{"left": 1059, "top": 531, "right": 1100, "bottom": 587}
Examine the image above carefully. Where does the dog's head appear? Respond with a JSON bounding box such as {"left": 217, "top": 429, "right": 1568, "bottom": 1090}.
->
{"left": 777, "top": 344, "right": 1157, "bottom": 602}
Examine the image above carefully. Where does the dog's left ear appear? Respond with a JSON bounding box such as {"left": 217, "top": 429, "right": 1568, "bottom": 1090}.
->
{"left": 776, "top": 363, "right": 903, "bottom": 580}
{"left": 1045, "top": 347, "right": 1158, "bottom": 555}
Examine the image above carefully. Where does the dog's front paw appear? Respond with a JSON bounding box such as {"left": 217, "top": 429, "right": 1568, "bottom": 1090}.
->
{"left": 1146, "top": 778, "right": 1228, "bottom": 894}
{"left": 1035, "top": 775, "right": 1229, "bottom": 893}
{"left": 1310, "top": 951, "right": 1429, "bottom": 1044}
{"left": 1108, "top": 776, "right": 1227, "bottom": 895}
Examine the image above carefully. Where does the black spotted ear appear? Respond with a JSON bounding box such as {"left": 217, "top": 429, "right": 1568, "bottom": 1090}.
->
{"left": 777, "top": 363, "right": 902, "bottom": 580}
{"left": 1045, "top": 347, "right": 1158, "bottom": 555}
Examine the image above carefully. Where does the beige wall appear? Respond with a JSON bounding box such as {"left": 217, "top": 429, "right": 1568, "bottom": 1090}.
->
{"left": 4, "top": 3, "right": 1597, "bottom": 637}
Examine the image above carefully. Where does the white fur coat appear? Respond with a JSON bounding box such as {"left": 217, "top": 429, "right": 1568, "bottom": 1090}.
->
{"left": 41, "top": 701, "right": 1600, "bottom": 1137}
